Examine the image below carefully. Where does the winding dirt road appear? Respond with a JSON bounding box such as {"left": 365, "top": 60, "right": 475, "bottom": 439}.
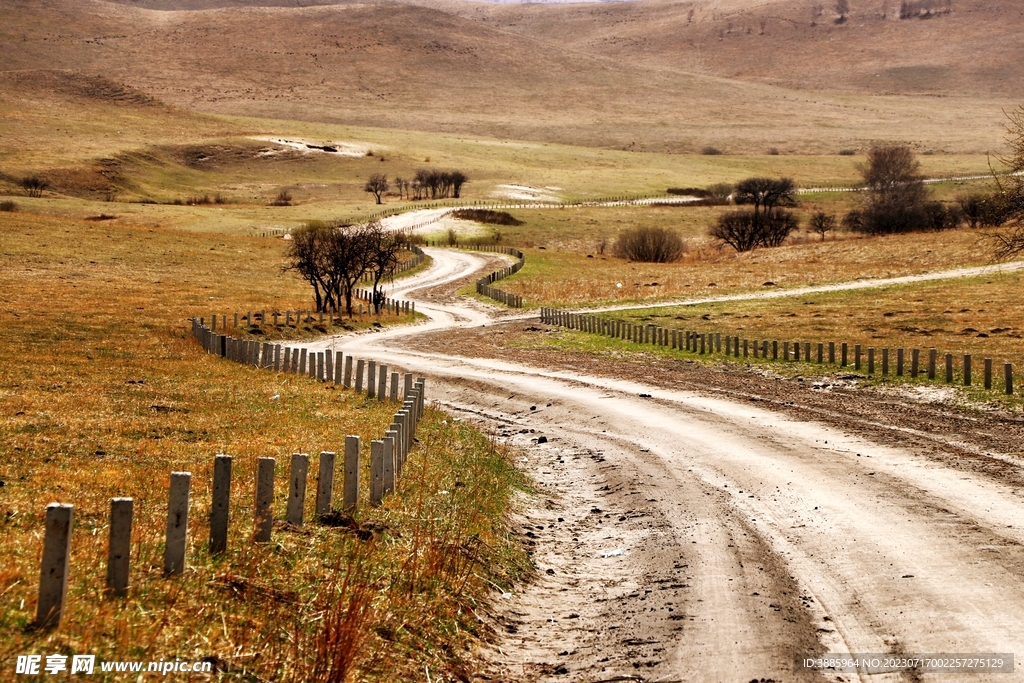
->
{"left": 306, "top": 249, "right": 1024, "bottom": 682}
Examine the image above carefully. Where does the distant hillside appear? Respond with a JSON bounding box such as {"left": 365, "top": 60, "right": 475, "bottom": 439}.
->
{"left": 450, "top": 0, "right": 1024, "bottom": 99}
{"left": 1, "top": 0, "right": 1021, "bottom": 154}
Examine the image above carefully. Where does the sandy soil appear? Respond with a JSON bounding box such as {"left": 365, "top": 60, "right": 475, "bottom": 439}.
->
{"left": 302, "top": 248, "right": 1024, "bottom": 682}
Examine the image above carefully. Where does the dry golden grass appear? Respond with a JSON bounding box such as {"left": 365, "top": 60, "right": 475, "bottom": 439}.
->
{"left": 0, "top": 212, "right": 528, "bottom": 679}
{"left": 611, "top": 269, "right": 1024, "bottom": 372}
{"left": 502, "top": 225, "right": 998, "bottom": 307}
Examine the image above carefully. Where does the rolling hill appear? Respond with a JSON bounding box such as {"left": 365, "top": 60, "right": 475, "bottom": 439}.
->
{"left": 1, "top": 0, "right": 1022, "bottom": 155}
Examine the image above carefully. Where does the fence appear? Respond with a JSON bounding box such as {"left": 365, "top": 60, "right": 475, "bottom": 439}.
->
{"left": 31, "top": 322, "right": 428, "bottom": 629}
{"left": 540, "top": 307, "right": 1018, "bottom": 396}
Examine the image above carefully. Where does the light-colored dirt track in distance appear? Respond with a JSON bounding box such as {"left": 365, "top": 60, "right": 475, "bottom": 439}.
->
{"left": 302, "top": 248, "right": 1024, "bottom": 682}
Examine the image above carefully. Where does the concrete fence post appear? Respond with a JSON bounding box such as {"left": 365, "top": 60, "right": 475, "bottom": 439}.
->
{"left": 283, "top": 348, "right": 291, "bottom": 373}
{"left": 964, "top": 355, "right": 972, "bottom": 386}
{"left": 985, "top": 358, "right": 993, "bottom": 390}
{"left": 274, "top": 345, "right": 282, "bottom": 372}
{"left": 106, "top": 498, "right": 133, "bottom": 597}
{"left": 370, "top": 441, "right": 384, "bottom": 506}
{"left": 299, "top": 348, "right": 308, "bottom": 376}
{"left": 1006, "top": 363, "right": 1014, "bottom": 395}
{"left": 928, "top": 348, "right": 937, "bottom": 380}
{"left": 383, "top": 435, "right": 396, "bottom": 494}
{"left": 254, "top": 457, "right": 275, "bottom": 543}
{"left": 164, "top": 472, "right": 191, "bottom": 577}
{"left": 344, "top": 436, "right": 360, "bottom": 511}
{"left": 325, "top": 351, "right": 334, "bottom": 382}
{"left": 404, "top": 372, "right": 413, "bottom": 399}
{"left": 209, "top": 454, "right": 232, "bottom": 555}
{"left": 367, "top": 361, "right": 377, "bottom": 397}
{"left": 390, "top": 372, "right": 399, "bottom": 402}
{"left": 287, "top": 453, "right": 309, "bottom": 526}
{"left": 334, "top": 352, "right": 343, "bottom": 384}
{"left": 315, "top": 451, "right": 336, "bottom": 518}
{"left": 36, "top": 503, "right": 73, "bottom": 628}
{"left": 378, "top": 364, "right": 388, "bottom": 401}
{"left": 944, "top": 353, "right": 952, "bottom": 383}
{"left": 355, "top": 359, "right": 365, "bottom": 393}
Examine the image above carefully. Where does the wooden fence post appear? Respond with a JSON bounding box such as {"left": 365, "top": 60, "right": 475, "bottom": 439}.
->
{"left": 897, "top": 348, "right": 904, "bottom": 376}
{"left": 209, "top": 455, "right": 232, "bottom": 555}
{"left": 841, "top": 342, "right": 848, "bottom": 367}
{"left": 867, "top": 347, "right": 874, "bottom": 375}
{"left": 985, "top": 358, "right": 993, "bottom": 390}
{"left": 355, "top": 359, "right": 365, "bottom": 393}
{"left": 964, "top": 354, "right": 972, "bottom": 386}
{"left": 367, "top": 361, "right": 377, "bottom": 398}
{"left": 945, "top": 353, "right": 953, "bottom": 383}
{"left": 344, "top": 356, "right": 353, "bottom": 388}
{"left": 164, "top": 472, "right": 191, "bottom": 576}
{"left": 1006, "top": 363, "right": 1014, "bottom": 395}
{"left": 881, "top": 348, "right": 889, "bottom": 376}
{"left": 36, "top": 503, "right": 73, "bottom": 628}
{"left": 829, "top": 341, "right": 835, "bottom": 364}
{"left": 334, "top": 352, "right": 343, "bottom": 384}
{"left": 106, "top": 498, "right": 133, "bottom": 597}
{"left": 928, "top": 348, "right": 937, "bottom": 379}
{"left": 855, "top": 344, "right": 862, "bottom": 370}
{"left": 254, "top": 458, "right": 275, "bottom": 543}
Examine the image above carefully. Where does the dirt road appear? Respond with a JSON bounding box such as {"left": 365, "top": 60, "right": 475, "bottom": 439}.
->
{"left": 308, "top": 249, "right": 1024, "bottom": 682}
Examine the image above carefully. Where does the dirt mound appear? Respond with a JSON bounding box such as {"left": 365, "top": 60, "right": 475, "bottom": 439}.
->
{"left": 1, "top": 70, "right": 165, "bottom": 108}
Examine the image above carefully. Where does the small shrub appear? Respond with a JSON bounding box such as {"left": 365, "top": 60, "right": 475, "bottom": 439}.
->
{"left": 270, "top": 188, "right": 293, "bottom": 206}
{"left": 767, "top": 147, "right": 781, "bottom": 155}
{"left": 667, "top": 187, "right": 709, "bottom": 197}
{"left": 841, "top": 209, "right": 863, "bottom": 231}
{"left": 450, "top": 209, "right": 523, "bottom": 225}
{"left": 446, "top": 228, "right": 458, "bottom": 246}
{"left": 705, "top": 182, "right": 734, "bottom": 205}
{"left": 21, "top": 175, "right": 48, "bottom": 198}
{"left": 701, "top": 146, "right": 723, "bottom": 155}
{"left": 0, "top": 200, "right": 18, "bottom": 212}
{"left": 838, "top": 149, "right": 857, "bottom": 156}
{"left": 613, "top": 226, "right": 686, "bottom": 263}
{"left": 710, "top": 209, "right": 798, "bottom": 251}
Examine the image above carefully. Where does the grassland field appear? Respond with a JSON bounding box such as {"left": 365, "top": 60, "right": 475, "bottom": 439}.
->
{"left": 0, "top": 210, "right": 528, "bottom": 680}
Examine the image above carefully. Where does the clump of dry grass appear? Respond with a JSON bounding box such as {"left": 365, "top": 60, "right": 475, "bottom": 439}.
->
{"left": 0, "top": 212, "right": 528, "bottom": 680}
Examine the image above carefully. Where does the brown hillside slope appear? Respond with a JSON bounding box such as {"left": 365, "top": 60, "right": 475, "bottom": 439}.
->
{"left": 450, "top": 0, "right": 1024, "bottom": 99}
{"left": 0, "top": 0, "right": 1019, "bottom": 153}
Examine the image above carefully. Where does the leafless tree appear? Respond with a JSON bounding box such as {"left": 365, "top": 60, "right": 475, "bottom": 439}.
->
{"left": 364, "top": 173, "right": 389, "bottom": 204}
{"left": 855, "top": 145, "right": 930, "bottom": 234}
{"left": 364, "top": 224, "right": 410, "bottom": 313}
{"left": 987, "top": 106, "right": 1024, "bottom": 258}
{"left": 810, "top": 211, "right": 837, "bottom": 240}
{"left": 710, "top": 177, "right": 799, "bottom": 251}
